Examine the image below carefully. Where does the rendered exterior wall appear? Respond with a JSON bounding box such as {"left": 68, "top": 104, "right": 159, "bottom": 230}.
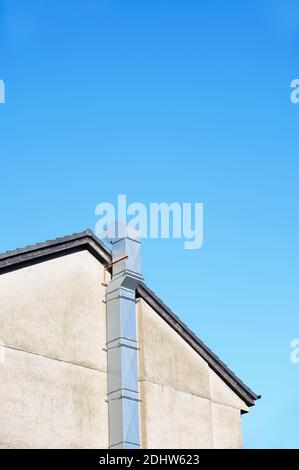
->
{"left": 0, "top": 250, "right": 248, "bottom": 448}
{"left": 0, "top": 251, "right": 108, "bottom": 448}
{"left": 137, "top": 299, "right": 247, "bottom": 449}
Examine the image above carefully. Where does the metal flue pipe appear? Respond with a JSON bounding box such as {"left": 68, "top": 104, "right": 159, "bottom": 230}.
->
{"left": 105, "top": 233, "right": 142, "bottom": 449}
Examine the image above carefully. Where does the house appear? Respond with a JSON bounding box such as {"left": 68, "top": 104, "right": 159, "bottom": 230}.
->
{"left": 0, "top": 230, "right": 259, "bottom": 448}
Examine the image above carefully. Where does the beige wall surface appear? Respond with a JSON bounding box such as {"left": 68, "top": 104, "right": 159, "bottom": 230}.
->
{"left": 0, "top": 251, "right": 108, "bottom": 448}
{"left": 211, "top": 403, "right": 242, "bottom": 449}
{"left": 0, "top": 251, "right": 107, "bottom": 371}
{"left": 0, "top": 250, "right": 248, "bottom": 449}
{"left": 137, "top": 299, "right": 247, "bottom": 449}
{"left": 140, "top": 381, "right": 214, "bottom": 448}
{"left": 0, "top": 347, "right": 108, "bottom": 448}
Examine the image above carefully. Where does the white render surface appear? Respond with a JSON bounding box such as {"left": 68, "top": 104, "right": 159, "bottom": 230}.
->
{"left": 0, "top": 249, "right": 251, "bottom": 448}
{"left": 137, "top": 299, "right": 247, "bottom": 448}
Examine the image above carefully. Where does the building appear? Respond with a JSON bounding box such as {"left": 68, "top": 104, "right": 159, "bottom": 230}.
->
{"left": 0, "top": 230, "right": 259, "bottom": 448}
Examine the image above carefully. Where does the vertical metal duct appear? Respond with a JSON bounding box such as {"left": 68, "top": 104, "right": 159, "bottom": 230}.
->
{"left": 106, "top": 235, "right": 143, "bottom": 449}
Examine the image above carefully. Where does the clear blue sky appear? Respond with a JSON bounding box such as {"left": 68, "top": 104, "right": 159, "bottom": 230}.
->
{"left": 1, "top": 0, "right": 299, "bottom": 448}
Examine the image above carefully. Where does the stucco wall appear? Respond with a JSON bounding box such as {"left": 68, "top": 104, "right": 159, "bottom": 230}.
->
{"left": 137, "top": 298, "right": 247, "bottom": 449}
{"left": 0, "top": 249, "right": 248, "bottom": 448}
{"left": 0, "top": 251, "right": 108, "bottom": 448}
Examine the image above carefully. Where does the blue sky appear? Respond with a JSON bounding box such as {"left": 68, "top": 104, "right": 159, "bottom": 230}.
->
{"left": 0, "top": 0, "right": 299, "bottom": 448}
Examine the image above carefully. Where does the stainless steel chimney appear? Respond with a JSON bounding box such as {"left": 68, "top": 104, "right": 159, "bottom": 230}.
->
{"left": 106, "top": 234, "right": 143, "bottom": 449}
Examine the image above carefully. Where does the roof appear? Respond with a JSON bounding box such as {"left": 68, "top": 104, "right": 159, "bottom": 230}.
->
{"left": 0, "top": 229, "right": 260, "bottom": 407}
